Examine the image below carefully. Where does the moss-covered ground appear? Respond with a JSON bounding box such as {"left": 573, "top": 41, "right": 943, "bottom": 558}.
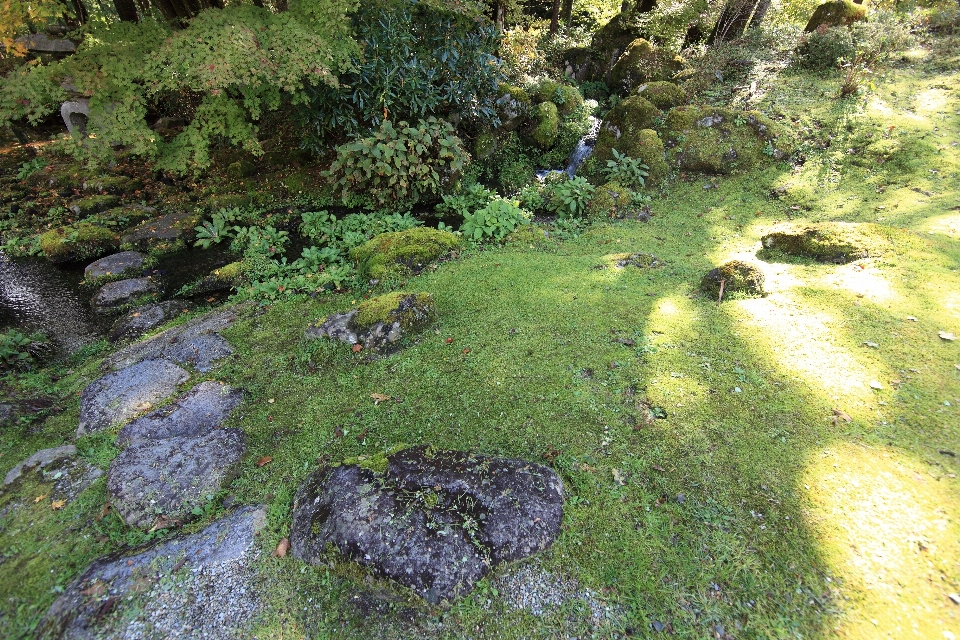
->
{"left": 1, "top": 30, "right": 959, "bottom": 640}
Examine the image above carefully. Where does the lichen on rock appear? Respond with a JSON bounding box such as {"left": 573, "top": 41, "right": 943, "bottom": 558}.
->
{"left": 305, "top": 292, "right": 436, "bottom": 353}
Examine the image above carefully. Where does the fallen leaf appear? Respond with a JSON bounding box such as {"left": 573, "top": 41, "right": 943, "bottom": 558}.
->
{"left": 870, "top": 380, "right": 883, "bottom": 390}
{"left": 51, "top": 500, "right": 66, "bottom": 510}
{"left": 98, "top": 503, "right": 112, "bottom": 521}
{"left": 864, "top": 341, "right": 879, "bottom": 348}
{"left": 34, "top": 494, "right": 47, "bottom": 503}
{"left": 351, "top": 344, "right": 363, "bottom": 352}
{"left": 940, "top": 331, "right": 956, "bottom": 341}
{"left": 445, "top": 337, "right": 453, "bottom": 344}
{"left": 267, "top": 398, "right": 275, "bottom": 404}
{"left": 273, "top": 538, "right": 290, "bottom": 558}
{"left": 612, "top": 469, "right": 626, "bottom": 486}
{"left": 651, "top": 464, "right": 666, "bottom": 472}
{"left": 832, "top": 408, "right": 852, "bottom": 423}
{"left": 462, "top": 348, "right": 471, "bottom": 354}
{"left": 81, "top": 582, "right": 106, "bottom": 597}
{"left": 256, "top": 456, "right": 273, "bottom": 467}
{"left": 333, "top": 426, "right": 344, "bottom": 438}
{"left": 370, "top": 393, "right": 391, "bottom": 404}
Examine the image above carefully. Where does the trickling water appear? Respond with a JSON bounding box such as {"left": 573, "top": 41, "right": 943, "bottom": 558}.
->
{"left": 536, "top": 116, "right": 602, "bottom": 181}
{"left": 0, "top": 250, "right": 101, "bottom": 352}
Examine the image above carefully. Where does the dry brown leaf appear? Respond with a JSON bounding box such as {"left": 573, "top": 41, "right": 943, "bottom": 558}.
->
{"left": 34, "top": 494, "right": 47, "bottom": 503}
{"left": 256, "top": 456, "right": 273, "bottom": 467}
{"left": 832, "top": 408, "right": 852, "bottom": 423}
{"left": 81, "top": 582, "right": 106, "bottom": 597}
{"left": 51, "top": 500, "right": 66, "bottom": 510}
{"left": 370, "top": 393, "right": 391, "bottom": 404}
{"left": 351, "top": 344, "right": 363, "bottom": 353}
{"left": 273, "top": 538, "right": 290, "bottom": 558}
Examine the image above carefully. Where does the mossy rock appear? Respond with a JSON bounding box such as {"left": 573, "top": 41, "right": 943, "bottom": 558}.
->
{"left": 206, "top": 193, "right": 253, "bottom": 211}
{"left": 585, "top": 182, "right": 634, "bottom": 221}
{"left": 608, "top": 39, "right": 686, "bottom": 94}
{"left": 530, "top": 102, "right": 560, "bottom": 149}
{"left": 472, "top": 132, "right": 498, "bottom": 160}
{"left": 184, "top": 261, "right": 246, "bottom": 296}
{"left": 25, "top": 164, "right": 83, "bottom": 190}
{"left": 609, "top": 252, "right": 665, "bottom": 269}
{"left": 39, "top": 223, "right": 118, "bottom": 264}
{"left": 589, "top": 12, "right": 647, "bottom": 81}
{"left": 760, "top": 223, "right": 876, "bottom": 264}
{"left": 534, "top": 80, "right": 562, "bottom": 104}
{"left": 120, "top": 211, "right": 202, "bottom": 256}
{"left": 496, "top": 84, "right": 531, "bottom": 130}
{"left": 92, "top": 205, "right": 158, "bottom": 230}
{"left": 352, "top": 228, "right": 462, "bottom": 281}
{"left": 633, "top": 81, "right": 687, "bottom": 110}
{"left": 804, "top": 0, "right": 867, "bottom": 32}
{"left": 700, "top": 261, "right": 765, "bottom": 299}
{"left": 589, "top": 100, "right": 669, "bottom": 186}
{"left": 354, "top": 292, "right": 436, "bottom": 333}
{"left": 554, "top": 85, "right": 584, "bottom": 117}
{"left": 506, "top": 225, "right": 553, "bottom": 248}
{"left": 661, "top": 106, "right": 794, "bottom": 175}
{"left": 82, "top": 175, "right": 143, "bottom": 195}
{"left": 68, "top": 194, "right": 120, "bottom": 219}
{"left": 226, "top": 160, "right": 257, "bottom": 180}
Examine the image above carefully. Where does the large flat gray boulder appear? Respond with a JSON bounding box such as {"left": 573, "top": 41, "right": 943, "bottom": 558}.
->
{"left": 84, "top": 251, "right": 145, "bottom": 281}
{"left": 4, "top": 445, "right": 77, "bottom": 486}
{"left": 108, "top": 300, "right": 194, "bottom": 343}
{"left": 116, "top": 381, "right": 244, "bottom": 448}
{"left": 290, "top": 446, "right": 565, "bottom": 603}
{"left": 36, "top": 506, "right": 266, "bottom": 640}
{"left": 77, "top": 359, "right": 189, "bottom": 437}
{"left": 90, "top": 277, "right": 159, "bottom": 314}
{"left": 103, "top": 308, "right": 238, "bottom": 372}
{"left": 108, "top": 429, "right": 246, "bottom": 529}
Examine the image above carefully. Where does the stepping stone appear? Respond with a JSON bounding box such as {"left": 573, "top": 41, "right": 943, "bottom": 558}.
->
{"left": 120, "top": 211, "right": 199, "bottom": 253}
{"left": 104, "top": 308, "right": 238, "bottom": 372}
{"left": 116, "top": 381, "right": 244, "bottom": 448}
{"left": 108, "top": 300, "right": 194, "bottom": 343}
{"left": 4, "top": 445, "right": 77, "bottom": 486}
{"left": 291, "top": 446, "right": 564, "bottom": 603}
{"left": 37, "top": 506, "right": 265, "bottom": 639}
{"left": 108, "top": 429, "right": 246, "bottom": 529}
{"left": 84, "top": 251, "right": 144, "bottom": 281}
{"left": 90, "top": 277, "right": 159, "bottom": 314}
{"left": 77, "top": 359, "right": 189, "bottom": 437}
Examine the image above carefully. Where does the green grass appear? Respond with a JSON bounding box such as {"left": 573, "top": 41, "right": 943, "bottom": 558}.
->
{"left": 1, "top": 29, "right": 959, "bottom": 640}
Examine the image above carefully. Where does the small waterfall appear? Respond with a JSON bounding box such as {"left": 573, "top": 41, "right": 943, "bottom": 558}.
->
{"left": 535, "top": 116, "right": 601, "bottom": 181}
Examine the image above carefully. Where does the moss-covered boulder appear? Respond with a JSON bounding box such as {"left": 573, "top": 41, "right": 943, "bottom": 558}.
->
{"left": 608, "top": 39, "right": 686, "bottom": 94}
{"left": 226, "top": 160, "right": 257, "bottom": 180}
{"left": 633, "top": 81, "right": 687, "bottom": 110}
{"left": 530, "top": 102, "right": 560, "bottom": 149}
{"left": 82, "top": 175, "right": 143, "bottom": 195}
{"left": 472, "top": 132, "right": 498, "bottom": 160}
{"left": 660, "top": 106, "right": 794, "bottom": 174}
{"left": 352, "top": 228, "right": 462, "bottom": 282}
{"left": 585, "top": 182, "right": 634, "bottom": 221}
{"left": 68, "top": 194, "right": 120, "bottom": 219}
{"left": 760, "top": 223, "right": 875, "bottom": 263}
{"left": 39, "top": 223, "right": 118, "bottom": 264}
{"left": 120, "top": 211, "right": 202, "bottom": 256}
{"left": 496, "top": 84, "right": 531, "bottom": 131}
{"left": 589, "top": 12, "right": 647, "bottom": 81}
{"left": 554, "top": 84, "right": 585, "bottom": 117}
{"left": 700, "top": 261, "right": 765, "bottom": 299}
{"left": 186, "top": 261, "right": 246, "bottom": 296}
{"left": 588, "top": 98, "right": 669, "bottom": 186}
{"left": 561, "top": 47, "right": 593, "bottom": 83}
{"left": 305, "top": 292, "right": 436, "bottom": 353}
{"left": 804, "top": 0, "right": 867, "bottom": 32}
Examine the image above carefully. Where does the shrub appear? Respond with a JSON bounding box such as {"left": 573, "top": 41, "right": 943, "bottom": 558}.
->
{"left": 298, "top": 0, "right": 503, "bottom": 150}
{"left": 460, "top": 198, "right": 531, "bottom": 242}
{"left": 545, "top": 176, "right": 595, "bottom": 218}
{"left": 603, "top": 149, "right": 649, "bottom": 190}
{"left": 796, "top": 25, "right": 856, "bottom": 70}
{"left": 436, "top": 183, "right": 498, "bottom": 220}
{"left": 0, "top": 330, "right": 36, "bottom": 367}
{"left": 327, "top": 118, "right": 470, "bottom": 208}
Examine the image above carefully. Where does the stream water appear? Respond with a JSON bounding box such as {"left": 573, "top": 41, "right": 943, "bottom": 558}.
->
{"left": 536, "top": 116, "right": 601, "bottom": 181}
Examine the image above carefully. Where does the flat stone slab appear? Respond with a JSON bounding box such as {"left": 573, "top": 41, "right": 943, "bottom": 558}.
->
{"left": 4, "top": 445, "right": 77, "bottom": 486}
{"left": 91, "top": 277, "right": 159, "bottom": 313}
{"left": 109, "top": 300, "right": 194, "bottom": 343}
{"left": 291, "top": 446, "right": 564, "bottom": 603}
{"left": 36, "top": 506, "right": 265, "bottom": 640}
{"left": 103, "top": 308, "right": 238, "bottom": 372}
{"left": 78, "top": 359, "right": 189, "bottom": 437}
{"left": 84, "top": 251, "right": 145, "bottom": 281}
{"left": 120, "top": 212, "right": 196, "bottom": 248}
{"left": 107, "top": 429, "right": 246, "bottom": 529}
{"left": 116, "top": 381, "right": 244, "bottom": 448}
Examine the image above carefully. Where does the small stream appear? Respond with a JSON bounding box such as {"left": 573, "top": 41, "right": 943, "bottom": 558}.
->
{"left": 536, "top": 116, "right": 601, "bottom": 181}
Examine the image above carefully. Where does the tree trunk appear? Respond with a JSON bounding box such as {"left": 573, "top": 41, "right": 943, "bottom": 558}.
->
{"left": 114, "top": 0, "right": 140, "bottom": 21}
{"left": 748, "top": 0, "right": 771, "bottom": 29}
{"left": 493, "top": 0, "right": 505, "bottom": 31}
{"left": 549, "top": 0, "right": 560, "bottom": 34}
{"left": 70, "top": 0, "right": 89, "bottom": 24}
{"left": 635, "top": 0, "right": 656, "bottom": 13}
{"left": 561, "top": 0, "right": 573, "bottom": 26}
{"left": 706, "top": 0, "right": 768, "bottom": 45}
